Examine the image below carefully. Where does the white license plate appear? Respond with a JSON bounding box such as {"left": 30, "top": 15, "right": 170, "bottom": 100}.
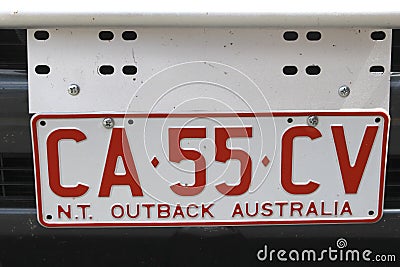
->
{"left": 32, "top": 111, "right": 389, "bottom": 227}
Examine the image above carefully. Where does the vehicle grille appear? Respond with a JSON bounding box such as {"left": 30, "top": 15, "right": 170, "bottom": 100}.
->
{"left": 0, "top": 29, "right": 34, "bottom": 208}
{"left": 0, "top": 29, "right": 26, "bottom": 70}
{"left": 392, "top": 29, "right": 400, "bottom": 72}
{"left": 384, "top": 156, "right": 400, "bottom": 209}
{"left": 0, "top": 153, "right": 35, "bottom": 208}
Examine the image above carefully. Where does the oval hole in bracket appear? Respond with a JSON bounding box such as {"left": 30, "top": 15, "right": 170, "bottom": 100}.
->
{"left": 35, "top": 65, "right": 50, "bottom": 75}
{"left": 99, "top": 65, "right": 115, "bottom": 75}
{"left": 283, "top": 31, "right": 298, "bottom": 41}
{"left": 122, "top": 65, "right": 137, "bottom": 75}
{"left": 99, "top": 31, "right": 114, "bottom": 41}
{"left": 371, "top": 31, "right": 386, "bottom": 41}
{"left": 283, "top": 66, "right": 298, "bottom": 75}
{"left": 306, "top": 65, "right": 321, "bottom": 75}
{"left": 369, "top": 65, "right": 385, "bottom": 74}
{"left": 306, "top": 31, "right": 322, "bottom": 41}
{"left": 122, "top": 31, "right": 137, "bottom": 41}
{"left": 34, "top": 30, "right": 50, "bottom": 40}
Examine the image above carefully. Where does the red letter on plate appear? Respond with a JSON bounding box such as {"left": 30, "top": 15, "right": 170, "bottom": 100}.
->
{"left": 331, "top": 125, "right": 378, "bottom": 194}
{"left": 281, "top": 126, "right": 321, "bottom": 194}
{"left": 215, "top": 127, "right": 253, "bottom": 196}
{"left": 47, "top": 129, "right": 89, "bottom": 197}
{"left": 98, "top": 128, "right": 143, "bottom": 197}
{"left": 169, "top": 127, "right": 206, "bottom": 196}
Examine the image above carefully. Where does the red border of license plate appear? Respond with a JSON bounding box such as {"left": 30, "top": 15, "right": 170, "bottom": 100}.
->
{"left": 32, "top": 111, "right": 389, "bottom": 227}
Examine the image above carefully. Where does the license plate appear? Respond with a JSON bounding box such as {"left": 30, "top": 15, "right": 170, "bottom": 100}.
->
{"left": 32, "top": 111, "right": 389, "bottom": 227}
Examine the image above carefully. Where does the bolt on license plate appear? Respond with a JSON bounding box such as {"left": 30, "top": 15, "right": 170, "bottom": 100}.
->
{"left": 32, "top": 111, "right": 389, "bottom": 227}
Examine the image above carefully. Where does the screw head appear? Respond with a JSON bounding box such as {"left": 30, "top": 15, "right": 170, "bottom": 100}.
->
{"left": 68, "top": 84, "right": 80, "bottom": 96}
{"left": 102, "top": 118, "right": 114, "bottom": 129}
{"left": 307, "top": 115, "right": 319, "bottom": 127}
{"left": 338, "top": 85, "right": 350, "bottom": 97}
